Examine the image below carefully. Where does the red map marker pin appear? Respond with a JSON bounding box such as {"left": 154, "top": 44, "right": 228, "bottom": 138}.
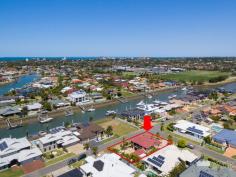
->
{"left": 143, "top": 115, "right": 152, "bottom": 131}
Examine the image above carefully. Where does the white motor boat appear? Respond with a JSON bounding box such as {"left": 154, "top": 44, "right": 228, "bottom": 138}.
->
{"left": 39, "top": 117, "right": 53, "bottom": 123}
{"left": 87, "top": 108, "right": 95, "bottom": 112}
{"left": 105, "top": 110, "right": 117, "bottom": 116}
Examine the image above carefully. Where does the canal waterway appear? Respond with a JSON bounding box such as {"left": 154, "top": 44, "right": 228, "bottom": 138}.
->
{"left": 0, "top": 75, "right": 236, "bottom": 138}
{"left": 0, "top": 73, "right": 40, "bottom": 95}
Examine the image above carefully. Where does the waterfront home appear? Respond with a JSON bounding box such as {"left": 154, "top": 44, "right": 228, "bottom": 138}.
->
{"left": 49, "top": 99, "right": 70, "bottom": 109}
{"left": 0, "top": 106, "right": 21, "bottom": 117}
{"left": 89, "top": 92, "right": 105, "bottom": 103}
{"left": 35, "top": 128, "right": 79, "bottom": 152}
{"left": 0, "top": 96, "right": 19, "bottom": 106}
{"left": 174, "top": 120, "right": 211, "bottom": 139}
{"left": 61, "top": 86, "right": 73, "bottom": 94}
{"left": 143, "top": 145, "right": 198, "bottom": 176}
{"left": 0, "top": 137, "right": 42, "bottom": 170}
{"left": 80, "top": 153, "right": 136, "bottom": 177}
{"left": 76, "top": 123, "right": 104, "bottom": 142}
{"left": 120, "top": 108, "right": 145, "bottom": 121}
{"left": 26, "top": 103, "right": 42, "bottom": 116}
{"left": 67, "top": 90, "right": 91, "bottom": 105}
{"left": 180, "top": 160, "right": 236, "bottom": 177}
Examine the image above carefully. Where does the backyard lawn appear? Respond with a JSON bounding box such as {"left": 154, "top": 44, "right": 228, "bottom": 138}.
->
{"left": 0, "top": 168, "right": 24, "bottom": 177}
{"left": 159, "top": 70, "right": 230, "bottom": 83}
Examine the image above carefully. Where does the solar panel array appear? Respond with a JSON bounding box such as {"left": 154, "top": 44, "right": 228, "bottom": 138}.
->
{"left": 147, "top": 155, "right": 165, "bottom": 167}
{"left": 50, "top": 127, "right": 64, "bottom": 134}
{"left": 187, "top": 126, "right": 203, "bottom": 135}
{"left": 199, "top": 170, "right": 214, "bottom": 177}
{"left": 0, "top": 141, "right": 8, "bottom": 151}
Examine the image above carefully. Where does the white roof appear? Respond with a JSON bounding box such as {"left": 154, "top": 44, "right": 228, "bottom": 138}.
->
{"left": 174, "top": 120, "right": 211, "bottom": 137}
{"left": 38, "top": 130, "right": 79, "bottom": 146}
{"left": 0, "top": 137, "right": 31, "bottom": 157}
{"left": 143, "top": 145, "right": 198, "bottom": 175}
{"left": 68, "top": 90, "right": 86, "bottom": 98}
{"left": 26, "top": 103, "right": 42, "bottom": 110}
{"left": 0, "top": 137, "right": 42, "bottom": 167}
{"left": 80, "top": 153, "right": 135, "bottom": 177}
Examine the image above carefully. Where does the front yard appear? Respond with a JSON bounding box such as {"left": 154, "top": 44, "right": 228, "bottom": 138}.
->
{"left": 0, "top": 168, "right": 23, "bottom": 177}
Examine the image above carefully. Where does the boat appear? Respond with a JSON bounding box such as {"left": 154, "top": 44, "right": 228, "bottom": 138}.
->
{"left": 105, "top": 110, "right": 117, "bottom": 116}
{"left": 65, "top": 109, "right": 74, "bottom": 116}
{"left": 182, "top": 87, "right": 187, "bottom": 91}
{"left": 137, "top": 100, "right": 145, "bottom": 106}
{"left": 38, "top": 111, "right": 53, "bottom": 123}
{"left": 38, "top": 131, "right": 47, "bottom": 136}
{"left": 39, "top": 117, "right": 53, "bottom": 123}
{"left": 148, "top": 95, "right": 153, "bottom": 99}
{"left": 168, "top": 94, "right": 177, "bottom": 99}
{"left": 87, "top": 107, "right": 95, "bottom": 112}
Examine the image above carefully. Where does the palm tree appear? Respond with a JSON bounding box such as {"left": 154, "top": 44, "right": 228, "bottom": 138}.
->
{"left": 92, "top": 146, "right": 98, "bottom": 156}
{"left": 105, "top": 125, "right": 113, "bottom": 137}
{"left": 83, "top": 143, "right": 90, "bottom": 150}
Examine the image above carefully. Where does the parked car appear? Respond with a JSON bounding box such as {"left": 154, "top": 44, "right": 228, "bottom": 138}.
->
{"left": 187, "top": 144, "right": 195, "bottom": 149}
{"left": 78, "top": 153, "right": 87, "bottom": 161}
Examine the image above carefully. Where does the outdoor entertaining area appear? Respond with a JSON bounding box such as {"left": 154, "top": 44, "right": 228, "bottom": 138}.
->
{"left": 108, "top": 131, "right": 171, "bottom": 163}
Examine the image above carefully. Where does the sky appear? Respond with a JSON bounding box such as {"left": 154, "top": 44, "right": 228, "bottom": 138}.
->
{"left": 0, "top": 0, "right": 235, "bottom": 57}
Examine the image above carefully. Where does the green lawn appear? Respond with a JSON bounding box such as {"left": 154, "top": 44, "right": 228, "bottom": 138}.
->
{"left": 97, "top": 119, "right": 138, "bottom": 137}
{"left": 45, "top": 153, "right": 75, "bottom": 166}
{"left": 0, "top": 169, "right": 24, "bottom": 177}
{"left": 159, "top": 70, "right": 230, "bottom": 83}
{"left": 205, "top": 144, "right": 224, "bottom": 154}
{"left": 70, "top": 160, "right": 85, "bottom": 169}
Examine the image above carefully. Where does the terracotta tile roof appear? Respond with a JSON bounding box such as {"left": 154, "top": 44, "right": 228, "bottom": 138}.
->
{"left": 131, "top": 132, "right": 160, "bottom": 149}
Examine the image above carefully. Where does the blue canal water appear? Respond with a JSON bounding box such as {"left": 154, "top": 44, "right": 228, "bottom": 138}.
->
{"left": 0, "top": 75, "right": 236, "bottom": 138}
{"left": 0, "top": 74, "right": 40, "bottom": 96}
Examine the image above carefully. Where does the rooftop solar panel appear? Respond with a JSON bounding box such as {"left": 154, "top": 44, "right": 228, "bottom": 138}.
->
{"left": 158, "top": 155, "right": 165, "bottom": 160}
{"left": 187, "top": 126, "right": 203, "bottom": 135}
{"left": 0, "top": 141, "right": 8, "bottom": 151}
{"left": 199, "top": 170, "right": 214, "bottom": 177}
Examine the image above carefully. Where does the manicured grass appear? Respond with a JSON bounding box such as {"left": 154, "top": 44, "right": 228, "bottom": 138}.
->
{"left": 45, "top": 153, "right": 75, "bottom": 166}
{"left": 101, "top": 134, "right": 119, "bottom": 144}
{"left": 70, "top": 160, "right": 85, "bottom": 169}
{"left": 165, "top": 129, "right": 201, "bottom": 145}
{"left": 159, "top": 70, "right": 230, "bottom": 83}
{"left": 205, "top": 144, "right": 224, "bottom": 154}
{"left": 121, "top": 90, "right": 135, "bottom": 97}
{"left": 0, "top": 169, "right": 24, "bottom": 177}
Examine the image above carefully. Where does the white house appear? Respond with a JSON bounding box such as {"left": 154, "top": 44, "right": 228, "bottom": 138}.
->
{"left": 35, "top": 128, "right": 79, "bottom": 152}
{"left": 80, "top": 153, "right": 136, "bottom": 177}
{"left": 0, "top": 137, "right": 42, "bottom": 170}
{"left": 174, "top": 120, "right": 211, "bottom": 139}
{"left": 143, "top": 145, "right": 198, "bottom": 176}
{"left": 67, "top": 90, "right": 91, "bottom": 105}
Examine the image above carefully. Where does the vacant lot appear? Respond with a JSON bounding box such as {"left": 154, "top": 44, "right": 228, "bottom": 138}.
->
{"left": 159, "top": 70, "right": 230, "bottom": 83}
{"left": 97, "top": 118, "right": 138, "bottom": 137}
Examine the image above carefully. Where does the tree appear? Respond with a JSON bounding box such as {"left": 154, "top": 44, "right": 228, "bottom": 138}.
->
{"left": 168, "top": 135, "right": 173, "bottom": 141}
{"left": 177, "top": 139, "right": 186, "bottom": 148}
{"left": 169, "top": 161, "right": 186, "bottom": 177}
{"left": 160, "top": 122, "right": 164, "bottom": 131}
{"left": 83, "top": 143, "right": 90, "bottom": 150}
{"left": 21, "top": 106, "right": 28, "bottom": 117}
{"left": 203, "top": 136, "right": 212, "bottom": 144}
{"left": 92, "top": 146, "right": 98, "bottom": 156}
{"left": 105, "top": 125, "right": 113, "bottom": 136}
{"left": 42, "top": 101, "right": 52, "bottom": 111}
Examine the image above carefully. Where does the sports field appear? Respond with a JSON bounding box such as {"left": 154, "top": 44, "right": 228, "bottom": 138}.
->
{"left": 159, "top": 70, "right": 230, "bottom": 83}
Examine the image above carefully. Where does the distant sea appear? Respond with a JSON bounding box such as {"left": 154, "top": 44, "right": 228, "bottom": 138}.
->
{"left": 0, "top": 57, "right": 97, "bottom": 62}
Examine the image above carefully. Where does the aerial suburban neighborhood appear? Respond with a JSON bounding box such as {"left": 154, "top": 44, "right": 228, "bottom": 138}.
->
{"left": 0, "top": 57, "right": 236, "bottom": 177}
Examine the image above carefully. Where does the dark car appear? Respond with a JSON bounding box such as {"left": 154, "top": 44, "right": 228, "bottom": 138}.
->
{"left": 78, "top": 153, "right": 87, "bottom": 161}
